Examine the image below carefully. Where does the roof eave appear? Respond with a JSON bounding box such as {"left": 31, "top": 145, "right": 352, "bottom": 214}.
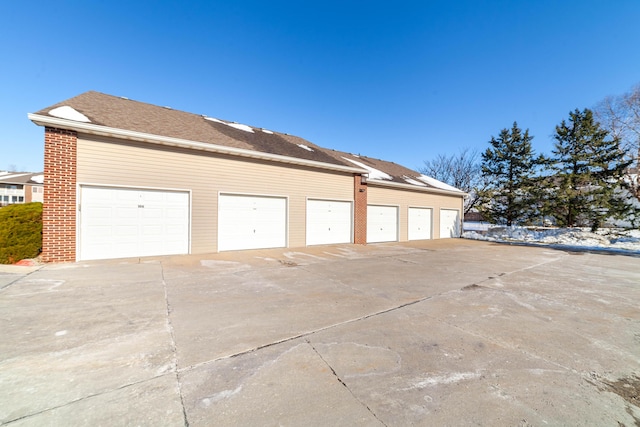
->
{"left": 367, "top": 178, "right": 468, "bottom": 197}
{"left": 28, "top": 114, "right": 369, "bottom": 175}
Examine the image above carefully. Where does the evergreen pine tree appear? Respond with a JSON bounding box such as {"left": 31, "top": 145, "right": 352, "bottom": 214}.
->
{"left": 478, "top": 122, "right": 539, "bottom": 225}
{"left": 548, "top": 108, "right": 632, "bottom": 230}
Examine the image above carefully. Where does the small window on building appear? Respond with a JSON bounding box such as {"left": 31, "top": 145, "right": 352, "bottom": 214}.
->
{"left": 2, "top": 195, "right": 7, "bottom": 202}
{"left": 11, "top": 196, "right": 17, "bottom": 203}
{"left": 18, "top": 196, "right": 24, "bottom": 202}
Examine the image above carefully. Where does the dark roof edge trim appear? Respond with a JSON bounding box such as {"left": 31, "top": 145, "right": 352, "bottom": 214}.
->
{"left": 367, "top": 179, "right": 468, "bottom": 197}
{"left": 28, "top": 114, "right": 369, "bottom": 175}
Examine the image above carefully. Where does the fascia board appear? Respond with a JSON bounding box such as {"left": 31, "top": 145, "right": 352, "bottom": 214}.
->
{"left": 367, "top": 178, "right": 468, "bottom": 197}
{"left": 28, "top": 114, "right": 368, "bottom": 175}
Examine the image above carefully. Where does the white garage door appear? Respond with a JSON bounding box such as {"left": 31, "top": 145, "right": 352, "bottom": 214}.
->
{"left": 80, "top": 186, "right": 189, "bottom": 261}
{"left": 306, "top": 199, "right": 352, "bottom": 245}
{"left": 408, "top": 207, "right": 432, "bottom": 240}
{"left": 440, "top": 209, "right": 461, "bottom": 238}
{"left": 218, "top": 194, "right": 287, "bottom": 251}
{"left": 367, "top": 205, "right": 398, "bottom": 243}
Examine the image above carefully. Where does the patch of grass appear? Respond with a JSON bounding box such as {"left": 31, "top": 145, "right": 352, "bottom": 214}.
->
{"left": 0, "top": 202, "right": 42, "bottom": 264}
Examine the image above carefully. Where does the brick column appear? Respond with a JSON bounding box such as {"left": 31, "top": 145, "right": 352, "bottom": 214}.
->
{"left": 353, "top": 175, "right": 368, "bottom": 244}
{"left": 42, "top": 127, "right": 77, "bottom": 262}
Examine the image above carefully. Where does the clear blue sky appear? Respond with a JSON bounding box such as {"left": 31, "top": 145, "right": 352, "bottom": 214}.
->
{"left": 2, "top": 0, "right": 639, "bottom": 173}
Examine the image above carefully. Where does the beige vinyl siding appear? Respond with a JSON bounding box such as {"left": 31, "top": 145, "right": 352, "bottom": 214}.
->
{"left": 76, "top": 134, "right": 354, "bottom": 253}
{"left": 367, "top": 185, "right": 463, "bottom": 240}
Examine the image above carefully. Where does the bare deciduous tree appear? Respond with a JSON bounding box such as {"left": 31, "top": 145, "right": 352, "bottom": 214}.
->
{"left": 594, "top": 84, "right": 640, "bottom": 204}
{"left": 420, "top": 148, "right": 484, "bottom": 214}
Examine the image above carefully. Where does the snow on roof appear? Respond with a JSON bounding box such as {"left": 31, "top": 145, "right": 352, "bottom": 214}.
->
{"left": 0, "top": 172, "right": 44, "bottom": 184}
{"left": 31, "top": 174, "right": 44, "bottom": 184}
{"left": 0, "top": 172, "right": 29, "bottom": 181}
{"left": 341, "top": 157, "right": 392, "bottom": 180}
{"left": 416, "top": 175, "right": 463, "bottom": 192}
{"left": 205, "top": 117, "right": 255, "bottom": 133}
{"left": 49, "top": 106, "right": 91, "bottom": 123}
{"left": 297, "top": 144, "right": 314, "bottom": 152}
{"left": 226, "top": 122, "right": 254, "bottom": 133}
{"left": 403, "top": 176, "right": 427, "bottom": 187}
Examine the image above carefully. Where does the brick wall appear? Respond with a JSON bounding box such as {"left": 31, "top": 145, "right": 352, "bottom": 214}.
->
{"left": 42, "top": 127, "right": 77, "bottom": 262}
{"left": 353, "top": 175, "right": 368, "bottom": 244}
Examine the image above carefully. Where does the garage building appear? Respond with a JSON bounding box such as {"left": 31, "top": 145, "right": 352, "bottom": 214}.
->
{"left": 29, "top": 91, "right": 465, "bottom": 262}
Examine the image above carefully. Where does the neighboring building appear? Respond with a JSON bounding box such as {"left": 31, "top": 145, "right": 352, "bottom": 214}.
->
{"left": 29, "top": 91, "right": 466, "bottom": 262}
{"left": 0, "top": 171, "right": 44, "bottom": 207}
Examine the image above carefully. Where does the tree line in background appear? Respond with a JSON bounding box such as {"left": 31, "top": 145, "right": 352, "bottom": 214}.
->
{"left": 420, "top": 83, "right": 640, "bottom": 230}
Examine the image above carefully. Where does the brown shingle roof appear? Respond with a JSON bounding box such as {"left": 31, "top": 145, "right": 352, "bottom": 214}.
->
{"left": 33, "top": 91, "right": 462, "bottom": 193}
{"left": 36, "top": 91, "right": 346, "bottom": 166}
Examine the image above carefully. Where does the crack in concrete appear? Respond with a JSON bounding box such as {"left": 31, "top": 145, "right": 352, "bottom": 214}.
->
{"left": 2, "top": 372, "right": 173, "bottom": 425}
{"left": 421, "top": 255, "right": 582, "bottom": 374}
{"left": 431, "top": 313, "right": 574, "bottom": 372}
{"left": 2, "top": 247, "right": 610, "bottom": 424}
{"left": 160, "top": 263, "right": 190, "bottom": 427}
{"left": 306, "top": 339, "right": 388, "bottom": 426}
{"left": 176, "top": 292, "right": 441, "bottom": 374}
{"left": 175, "top": 253, "right": 570, "bottom": 374}
{"left": 0, "top": 265, "right": 45, "bottom": 292}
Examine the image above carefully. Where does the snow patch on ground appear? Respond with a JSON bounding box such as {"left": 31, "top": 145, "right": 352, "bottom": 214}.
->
{"left": 464, "top": 226, "right": 640, "bottom": 254}
{"left": 463, "top": 221, "right": 491, "bottom": 232}
{"left": 201, "top": 386, "right": 242, "bottom": 406}
{"left": 411, "top": 372, "right": 482, "bottom": 388}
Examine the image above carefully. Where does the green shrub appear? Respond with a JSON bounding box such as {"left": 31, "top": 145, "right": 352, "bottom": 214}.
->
{"left": 0, "top": 202, "right": 43, "bottom": 264}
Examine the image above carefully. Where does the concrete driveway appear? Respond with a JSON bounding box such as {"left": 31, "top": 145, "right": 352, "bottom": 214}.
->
{"left": 1, "top": 239, "right": 639, "bottom": 426}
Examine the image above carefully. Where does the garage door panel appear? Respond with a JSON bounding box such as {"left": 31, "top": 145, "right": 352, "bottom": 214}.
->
{"left": 218, "top": 194, "right": 287, "bottom": 251}
{"left": 165, "top": 192, "right": 186, "bottom": 204}
{"left": 408, "top": 207, "right": 432, "bottom": 240}
{"left": 167, "top": 208, "right": 187, "bottom": 219}
{"left": 141, "top": 208, "right": 163, "bottom": 221}
{"left": 367, "top": 205, "right": 398, "bottom": 243}
{"left": 115, "top": 206, "right": 138, "bottom": 219}
{"left": 84, "top": 225, "right": 112, "bottom": 240}
{"left": 307, "top": 200, "right": 352, "bottom": 245}
{"left": 80, "top": 186, "right": 190, "bottom": 260}
{"left": 142, "top": 191, "right": 163, "bottom": 202}
{"left": 114, "top": 225, "right": 139, "bottom": 236}
{"left": 115, "top": 190, "right": 138, "bottom": 203}
{"left": 85, "top": 205, "right": 111, "bottom": 216}
{"left": 141, "top": 224, "right": 162, "bottom": 235}
{"left": 440, "top": 209, "right": 461, "bottom": 238}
